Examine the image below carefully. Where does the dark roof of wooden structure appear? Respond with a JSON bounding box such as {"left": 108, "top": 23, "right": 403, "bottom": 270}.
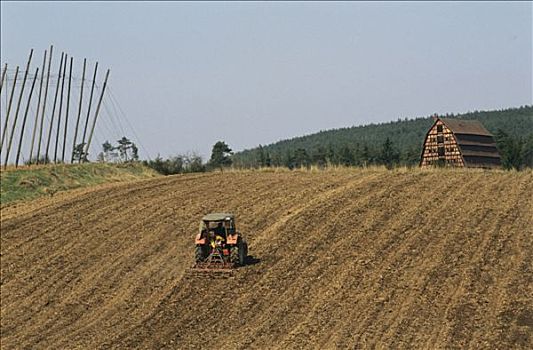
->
{"left": 452, "top": 139, "right": 496, "bottom": 147}
{"left": 439, "top": 118, "right": 493, "bottom": 136}
{"left": 460, "top": 149, "right": 501, "bottom": 158}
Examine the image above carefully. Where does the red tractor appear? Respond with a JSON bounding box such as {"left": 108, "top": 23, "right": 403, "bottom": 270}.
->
{"left": 193, "top": 213, "right": 248, "bottom": 272}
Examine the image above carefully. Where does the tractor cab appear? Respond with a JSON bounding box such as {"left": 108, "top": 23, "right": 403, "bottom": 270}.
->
{"left": 201, "top": 213, "right": 235, "bottom": 239}
{"left": 193, "top": 213, "right": 247, "bottom": 271}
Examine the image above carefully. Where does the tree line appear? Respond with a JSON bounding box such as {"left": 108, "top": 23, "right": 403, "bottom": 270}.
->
{"left": 233, "top": 106, "right": 533, "bottom": 170}
{"left": 233, "top": 131, "right": 532, "bottom": 170}
{"left": 25, "top": 137, "right": 140, "bottom": 165}
{"left": 141, "top": 141, "right": 233, "bottom": 175}
{"left": 95, "top": 106, "right": 532, "bottom": 174}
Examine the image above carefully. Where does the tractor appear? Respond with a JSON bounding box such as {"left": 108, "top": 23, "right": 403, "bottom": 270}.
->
{"left": 193, "top": 213, "right": 248, "bottom": 272}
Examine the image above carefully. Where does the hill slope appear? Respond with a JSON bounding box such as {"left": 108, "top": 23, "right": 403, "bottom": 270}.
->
{"left": 233, "top": 106, "right": 533, "bottom": 167}
{"left": 0, "top": 163, "right": 158, "bottom": 205}
{"left": 1, "top": 169, "right": 532, "bottom": 349}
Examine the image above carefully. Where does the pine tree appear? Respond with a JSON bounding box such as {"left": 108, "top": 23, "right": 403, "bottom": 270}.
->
{"left": 293, "top": 148, "right": 310, "bottom": 168}
{"left": 403, "top": 146, "right": 420, "bottom": 166}
{"left": 522, "top": 134, "right": 533, "bottom": 168}
{"left": 361, "top": 145, "right": 371, "bottom": 167}
{"left": 338, "top": 146, "right": 354, "bottom": 166}
{"left": 131, "top": 143, "right": 139, "bottom": 161}
{"left": 495, "top": 129, "right": 523, "bottom": 170}
{"left": 352, "top": 143, "right": 362, "bottom": 166}
{"left": 117, "top": 137, "right": 133, "bottom": 162}
{"left": 209, "top": 141, "right": 233, "bottom": 170}
{"left": 284, "top": 149, "right": 294, "bottom": 169}
{"left": 312, "top": 147, "right": 327, "bottom": 168}
{"left": 380, "top": 138, "right": 400, "bottom": 169}
{"left": 265, "top": 152, "right": 272, "bottom": 167}
{"left": 73, "top": 143, "right": 88, "bottom": 163}
{"left": 326, "top": 143, "right": 336, "bottom": 165}
{"left": 101, "top": 141, "right": 117, "bottom": 162}
{"left": 257, "top": 145, "right": 266, "bottom": 167}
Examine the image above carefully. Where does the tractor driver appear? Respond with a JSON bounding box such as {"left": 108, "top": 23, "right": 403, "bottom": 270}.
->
{"left": 214, "top": 222, "right": 226, "bottom": 238}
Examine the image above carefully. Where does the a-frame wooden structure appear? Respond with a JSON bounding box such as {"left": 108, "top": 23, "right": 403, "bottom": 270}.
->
{"left": 420, "top": 117, "right": 501, "bottom": 169}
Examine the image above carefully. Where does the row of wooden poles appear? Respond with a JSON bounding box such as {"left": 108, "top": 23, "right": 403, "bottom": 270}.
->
{"left": 0, "top": 45, "right": 110, "bottom": 168}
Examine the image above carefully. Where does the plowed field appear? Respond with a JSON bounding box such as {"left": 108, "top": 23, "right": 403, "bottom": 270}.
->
{"left": 1, "top": 169, "right": 532, "bottom": 349}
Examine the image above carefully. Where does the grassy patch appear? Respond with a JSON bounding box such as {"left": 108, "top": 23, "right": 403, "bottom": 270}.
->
{"left": 0, "top": 163, "right": 159, "bottom": 205}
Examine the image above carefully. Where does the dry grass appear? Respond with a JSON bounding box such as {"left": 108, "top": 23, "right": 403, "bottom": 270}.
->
{"left": 0, "top": 162, "right": 158, "bottom": 204}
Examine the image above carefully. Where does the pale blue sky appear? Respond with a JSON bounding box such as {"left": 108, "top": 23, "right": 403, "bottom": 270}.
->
{"left": 1, "top": 1, "right": 532, "bottom": 160}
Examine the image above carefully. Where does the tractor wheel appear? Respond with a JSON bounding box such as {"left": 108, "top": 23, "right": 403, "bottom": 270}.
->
{"left": 238, "top": 241, "right": 247, "bottom": 266}
{"left": 230, "top": 246, "right": 239, "bottom": 264}
{"left": 195, "top": 246, "right": 205, "bottom": 262}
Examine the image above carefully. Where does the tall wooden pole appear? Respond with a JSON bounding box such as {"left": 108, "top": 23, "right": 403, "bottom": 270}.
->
{"left": 3, "top": 49, "right": 33, "bottom": 166}
{"left": 62, "top": 56, "right": 73, "bottom": 163}
{"left": 14, "top": 67, "right": 39, "bottom": 168}
{"left": 29, "top": 50, "right": 47, "bottom": 163}
{"left": 85, "top": 69, "right": 110, "bottom": 159}
{"left": 2, "top": 70, "right": 6, "bottom": 120}
{"left": 0, "top": 63, "right": 7, "bottom": 95}
{"left": 54, "top": 53, "right": 67, "bottom": 163}
{"left": 44, "top": 52, "right": 64, "bottom": 164}
{"left": 79, "top": 61, "right": 98, "bottom": 162}
{"left": 71, "top": 58, "right": 86, "bottom": 163}
{"left": 1, "top": 66, "right": 19, "bottom": 152}
{"left": 36, "top": 45, "right": 53, "bottom": 164}
{"left": 2, "top": 69, "right": 7, "bottom": 115}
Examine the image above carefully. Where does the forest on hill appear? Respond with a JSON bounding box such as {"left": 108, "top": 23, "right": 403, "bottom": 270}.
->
{"left": 232, "top": 106, "right": 533, "bottom": 169}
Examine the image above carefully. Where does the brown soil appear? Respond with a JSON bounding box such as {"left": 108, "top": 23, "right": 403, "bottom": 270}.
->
{"left": 1, "top": 169, "right": 532, "bottom": 349}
